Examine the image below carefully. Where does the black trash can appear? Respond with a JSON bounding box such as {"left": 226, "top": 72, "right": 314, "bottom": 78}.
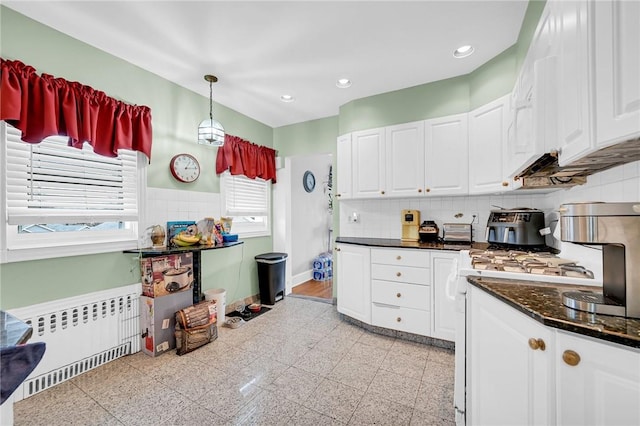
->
{"left": 255, "top": 252, "right": 288, "bottom": 305}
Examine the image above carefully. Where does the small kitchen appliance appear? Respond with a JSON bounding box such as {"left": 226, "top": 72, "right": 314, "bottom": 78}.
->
{"left": 401, "top": 209, "right": 420, "bottom": 242}
{"left": 443, "top": 223, "right": 472, "bottom": 243}
{"left": 419, "top": 220, "right": 439, "bottom": 242}
{"left": 485, "top": 207, "right": 546, "bottom": 247}
{"left": 560, "top": 202, "right": 640, "bottom": 318}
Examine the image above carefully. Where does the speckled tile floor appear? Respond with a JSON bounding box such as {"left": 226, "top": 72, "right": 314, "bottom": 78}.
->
{"left": 13, "top": 297, "right": 455, "bottom": 425}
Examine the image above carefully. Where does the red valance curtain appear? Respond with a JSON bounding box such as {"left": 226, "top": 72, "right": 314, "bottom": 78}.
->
{"left": 216, "top": 134, "right": 277, "bottom": 183}
{"left": 0, "top": 58, "right": 153, "bottom": 160}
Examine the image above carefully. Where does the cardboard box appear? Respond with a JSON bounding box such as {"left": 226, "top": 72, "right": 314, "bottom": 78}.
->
{"left": 141, "top": 252, "right": 194, "bottom": 298}
{"left": 167, "top": 221, "right": 196, "bottom": 247}
{"left": 140, "top": 291, "right": 193, "bottom": 357}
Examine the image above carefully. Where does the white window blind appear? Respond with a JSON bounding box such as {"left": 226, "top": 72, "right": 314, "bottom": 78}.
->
{"left": 4, "top": 123, "right": 138, "bottom": 225}
{"left": 222, "top": 172, "right": 269, "bottom": 217}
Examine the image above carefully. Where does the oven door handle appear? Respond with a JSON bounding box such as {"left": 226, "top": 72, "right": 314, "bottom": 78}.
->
{"left": 446, "top": 257, "right": 459, "bottom": 301}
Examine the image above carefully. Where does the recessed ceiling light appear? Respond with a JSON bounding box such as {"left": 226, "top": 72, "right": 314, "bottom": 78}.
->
{"left": 336, "top": 78, "right": 352, "bottom": 88}
{"left": 453, "top": 45, "right": 474, "bottom": 58}
{"left": 280, "top": 94, "right": 295, "bottom": 103}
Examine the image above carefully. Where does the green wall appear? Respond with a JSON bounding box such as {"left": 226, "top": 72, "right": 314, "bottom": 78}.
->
{"left": 1, "top": 1, "right": 545, "bottom": 309}
{"left": 0, "top": 6, "right": 273, "bottom": 310}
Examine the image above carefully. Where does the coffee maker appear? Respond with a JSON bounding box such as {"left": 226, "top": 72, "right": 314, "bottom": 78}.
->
{"left": 401, "top": 209, "right": 420, "bottom": 242}
{"left": 560, "top": 202, "right": 640, "bottom": 318}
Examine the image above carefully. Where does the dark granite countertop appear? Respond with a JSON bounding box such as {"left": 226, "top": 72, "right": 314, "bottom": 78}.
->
{"left": 468, "top": 276, "right": 640, "bottom": 349}
{"left": 124, "top": 241, "right": 243, "bottom": 257}
{"left": 335, "top": 236, "right": 488, "bottom": 251}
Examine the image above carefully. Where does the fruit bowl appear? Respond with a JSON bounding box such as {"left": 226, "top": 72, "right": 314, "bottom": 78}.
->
{"left": 248, "top": 303, "right": 262, "bottom": 313}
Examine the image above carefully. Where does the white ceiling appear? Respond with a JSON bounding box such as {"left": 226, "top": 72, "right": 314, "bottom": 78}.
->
{"left": 4, "top": 1, "right": 529, "bottom": 128}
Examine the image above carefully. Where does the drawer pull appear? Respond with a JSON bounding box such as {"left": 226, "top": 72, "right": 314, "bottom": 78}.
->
{"left": 381, "top": 190, "right": 385, "bottom": 195}
{"left": 396, "top": 272, "right": 402, "bottom": 277}
{"left": 396, "top": 317, "right": 402, "bottom": 322}
{"left": 396, "top": 293, "right": 401, "bottom": 298}
{"left": 396, "top": 255, "right": 401, "bottom": 260}
{"left": 426, "top": 188, "right": 431, "bottom": 193}
{"left": 528, "top": 338, "right": 546, "bottom": 351}
{"left": 563, "top": 350, "right": 581, "bottom": 366}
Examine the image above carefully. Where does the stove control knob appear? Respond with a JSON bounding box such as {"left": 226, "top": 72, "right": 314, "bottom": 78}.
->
{"left": 528, "top": 338, "right": 546, "bottom": 351}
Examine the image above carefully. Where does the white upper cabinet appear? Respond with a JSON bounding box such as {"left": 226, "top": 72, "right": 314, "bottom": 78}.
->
{"left": 593, "top": 0, "right": 640, "bottom": 147}
{"left": 469, "top": 95, "right": 511, "bottom": 193}
{"left": 506, "top": 3, "right": 560, "bottom": 179}
{"left": 555, "top": 0, "right": 595, "bottom": 166}
{"left": 336, "top": 134, "right": 352, "bottom": 200}
{"left": 425, "top": 113, "right": 469, "bottom": 195}
{"left": 385, "top": 121, "right": 425, "bottom": 198}
{"left": 352, "top": 128, "right": 386, "bottom": 198}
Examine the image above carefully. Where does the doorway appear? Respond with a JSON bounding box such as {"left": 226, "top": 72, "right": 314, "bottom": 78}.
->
{"left": 273, "top": 154, "right": 334, "bottom": 301}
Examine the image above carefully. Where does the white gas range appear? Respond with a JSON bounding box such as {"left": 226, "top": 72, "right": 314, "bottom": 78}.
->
{"left": 452, "top": 247, "right": 602, "bottom": 425}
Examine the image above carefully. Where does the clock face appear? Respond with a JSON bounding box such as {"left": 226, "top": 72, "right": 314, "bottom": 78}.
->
{"left": 169, "top": 154, "right": 200, "bottom": 183}
{"left": 303, "top": 170, "right": 315, "bottom": 193}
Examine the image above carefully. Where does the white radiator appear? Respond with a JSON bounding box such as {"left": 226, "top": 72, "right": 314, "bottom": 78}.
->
{"left": 7, "top": 283, "right": 141, "bottom": 401}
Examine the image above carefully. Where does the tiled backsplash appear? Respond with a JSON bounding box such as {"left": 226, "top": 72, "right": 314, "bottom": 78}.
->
{"left": 140, "top": 187, "right": 221, "bottom": 246}
{"left": 339, "top": 160, "right": 640, "bottom": 243}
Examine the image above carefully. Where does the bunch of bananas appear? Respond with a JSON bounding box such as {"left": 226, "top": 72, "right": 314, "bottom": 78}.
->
{"left": 171, "top": 231, "right": 201, "bottom": 247}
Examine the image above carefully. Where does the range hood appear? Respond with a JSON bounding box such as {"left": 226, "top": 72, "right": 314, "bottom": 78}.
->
{"left": 514, "top": 138, "right": 640, "bottom": 189}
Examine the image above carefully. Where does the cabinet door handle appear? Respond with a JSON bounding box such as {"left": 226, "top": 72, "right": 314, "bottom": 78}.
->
{"left": 502, "top": 181, "right": 509, "bottom": 187}
{"left": 528, "top": 338, "right": 546, "bottom": 351}
{"left": 381, "top": 190, "right": 385, "bottom": 195}
{"left": 336, "top": 193, "right": 342, "bottom": 198}
{"left": 426, "top": 188, "right": 431, "bottom": 193}
{"left": 335, "top": 247, "right": 341, "bottom": 252}
{"left": 396, "top": 317, "right": 402, "bottom": 322}
{"left": 396, "top": 293, "right": 401, "bottom": 298}
{"left": 396, "top": 272, "right": 402, "bottom": 277}
{"left": 396, "top": 255, "right": 402, "bottom": 260}
{"left": 562, "top": 350, "right": 581, "bottom": 366}
{"left": 418, "top": 188, "right": 422, "bottom": 193}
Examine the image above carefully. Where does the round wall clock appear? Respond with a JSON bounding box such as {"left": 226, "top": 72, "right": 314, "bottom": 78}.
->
{"left": 303, "top": 170, "right": 315, "bottom": 193}
{"left": 169, "top": 153, "right": 200, "bottom": 183}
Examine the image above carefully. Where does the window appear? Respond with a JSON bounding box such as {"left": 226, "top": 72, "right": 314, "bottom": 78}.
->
{"left": 220, "top": 171, "right": 270, "bottom": 238}
{"left": 1, "top": 122, "right": 145, "bottom": 263}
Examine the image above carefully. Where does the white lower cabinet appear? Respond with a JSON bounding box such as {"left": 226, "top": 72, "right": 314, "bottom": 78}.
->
{"left": 556, "top": 331, "right": 640, "bottom": 426}
{"left": 468, "top": 285, "right": 640, "bottom": 426}
{"left": 370, "top": 248, "right": 431, "bottom": 337}
{"left": 337, "top": 245, "right": 459, "bottom": 340}
{"left": 335, "top": 243, "right": 371, "bottom": 324}
{"left": 431, "top": 251, "right": 458, "bottom": 342}
{"left": 467, "top": 286, "right": 554, "bottom": 426}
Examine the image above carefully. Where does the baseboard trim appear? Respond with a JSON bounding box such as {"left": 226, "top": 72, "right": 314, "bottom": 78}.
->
{"left": 292, "top": 270, "right": 313, "bottom": 287}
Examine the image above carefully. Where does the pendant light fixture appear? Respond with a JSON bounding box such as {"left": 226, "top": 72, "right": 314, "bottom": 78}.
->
{"left": 198, "top": 74, "right": 225, "bottom": 147}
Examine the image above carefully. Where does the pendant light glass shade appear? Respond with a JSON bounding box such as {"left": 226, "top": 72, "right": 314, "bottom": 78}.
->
{"left": 198, "top": 74, "right": 225, "bottom": 147}
{"left": 198, "top": 117, "right": 225, "bottom": 146}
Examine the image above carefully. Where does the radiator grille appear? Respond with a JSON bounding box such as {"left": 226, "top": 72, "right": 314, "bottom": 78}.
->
{"left": 8, "top": 283, "right": 141, "bottom": 400}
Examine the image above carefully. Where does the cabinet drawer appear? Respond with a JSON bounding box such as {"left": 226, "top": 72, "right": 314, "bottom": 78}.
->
{"left": 371, "top": 303, "right": 431, "bottom": 336}
{"left": 371, "top": 280, "right": 431, "bottom": 310}
{"left": 371, "top": 248, "right": 430, "bottom": 268}
{"left": 371, "top": 264, "right": 430, "bottom": 285}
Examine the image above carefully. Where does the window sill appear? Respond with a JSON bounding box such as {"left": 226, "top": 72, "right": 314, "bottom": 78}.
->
{"left": 1, "top": 239, "right": 138, "bottom": 264}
